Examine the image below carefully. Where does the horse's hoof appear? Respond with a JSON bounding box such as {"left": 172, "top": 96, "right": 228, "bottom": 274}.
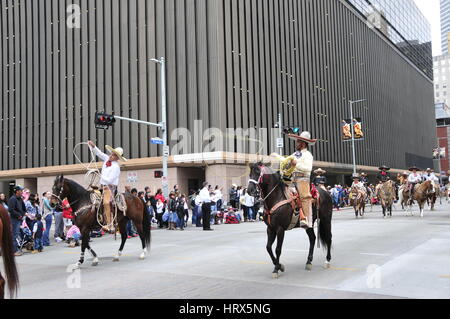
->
{"left": 139, "top": 253, "right": 146, "bottom": 260}
{"left": 305, "top": 264, "right": 313, "bottom": 271}
{"left": 113, "top": 256, "right": 120, "bottom": 262}
{"left": 272, "top": 272, "right": 279, "bottom": 279}
{"left": 72, "top": 262, "right": 81, "bottom": 270}
{"left": 280, "top": 264, "right": 285, "bottom": 273}
{"left": 324, "top": 262, "right": 331, "bottom": 269}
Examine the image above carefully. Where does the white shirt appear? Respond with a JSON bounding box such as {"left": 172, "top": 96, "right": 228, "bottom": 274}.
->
{"left": 244, "top": 193, "right": 255, "bottom": 207}
{"left": 292, "top": 149, "right": 313, "bottom": 177}
{"left": 352, "top": 181, "right": 365, "bottom": 191}
{"left": 408, "top": 173, "right": 422, "bottom": 184}
{"left": 91, "top": 146, "right": 121, "bottom": 186}
{"left": 423, "top": 173, "right": 439, "bottom": 183}
{"left": 198, "top": 187, "right": 211, "bottom": 204}
{"left": 156, "top": 202, "right": 164, "bottom": 214}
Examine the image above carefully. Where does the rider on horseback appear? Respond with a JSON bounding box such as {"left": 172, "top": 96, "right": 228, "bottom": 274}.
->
{"left": 375, "top": 166, "right": 391, "bottom": 197}
{"left": 287, "top": 132, "right": 318, "bottom": 229}
{"left": 312, "top": 168, "right": 327, "bottom": 191}
{"left": 87, "top": 141, "right": 128, "bottom": 233}
{"left": 408, "top": 166, "right": 422, "bottom": 198}
{"left": 351, "top": 174, "right": 366, "bottom": 200}
{"left": 423, "top": 168, "right": 439, "bottom": 194}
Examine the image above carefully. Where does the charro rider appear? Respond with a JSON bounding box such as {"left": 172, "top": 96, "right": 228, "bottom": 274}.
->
{"left": 351, "top": 174, "right": 366, "bottom": 200}
{"left": 312, "top": 168, "right": 328, "bottom": 191}
{"left": 87, "top": 140, "right": 127, "bottom": 232}
{"left": 407, "top": 166, "right": 422, "bottom": 198}
{"left": 286, "top": 132, "right": 318, "bottom": 229}
{"left": 375, "top": 165, "right": 391, "bottom": 196}
{"left": 423, "top": 168, "right": 439, "bottom": 193}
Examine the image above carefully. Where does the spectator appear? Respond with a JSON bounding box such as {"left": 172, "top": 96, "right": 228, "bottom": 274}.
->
{"left": 214, "top": 186, "right": 223, "bottom": 211}
{"left": 32, "top": 214, "right": 44, "bottom": 253}
{"left": 24, "top": 193, "right": 39, "bottom": 231}
{"left": 62, "top": 197, "right": 73, "bottom": 237}
{"left": 41, "top": 192, "right": 54, "bottom": 247}
{"left": 156, "top": 198, "right": 165, "bottom": 229}
{"left": 194, "top": 191, "right": 202, "bottom": 227}
{"left": 240, "top": 189, "right": 248, "bottom": 221}
{"left": 155, "top": 188, "right": 166, "bottom": 204}
{"left": 168, "top": 192, "right": 178, "bottom": 230}
{"left": 8, "top": 185, "right": 26, "bottom": 256}
{"left": 229, "top": 184, "right": 238, "bottom": 209}
{"left": 0, "top": 193, "right": 8, "bottom": 209}
{"left": 66, "top": 224, "right": 81, "bottom": 247}
{"left": 53, "top": 201, "right": 65, "bottom": 242}
{"left": 199, "top": 182, "right": 213, "bottom": 231}
{"left": 237, "top": 186, "right": 243, "bottom": 210}
{"left": 176, "top": 195, "right": 186, "bottom": 231}
{"left": 131, "top": 188, "right": 138, "bottom": 197}
{"left": 244, "top": 190, "right": 255, "bottom": 222}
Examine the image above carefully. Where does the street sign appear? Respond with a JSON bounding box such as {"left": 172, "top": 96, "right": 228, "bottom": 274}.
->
{"left": 127, "top": 172, "right": 138, "bottom": 183}
{"left": 277, "top": 138, "right": 284, "bottom": 148}
{"left": 163, "top": 146, "right": 170, "bottom": 157}
{"left": 151, "top": 138, "right": 164, "bottom": 145}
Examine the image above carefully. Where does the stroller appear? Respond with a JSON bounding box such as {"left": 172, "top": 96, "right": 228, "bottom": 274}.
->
{"left": 17, "top": 220, "right": 35, "bottom": 252}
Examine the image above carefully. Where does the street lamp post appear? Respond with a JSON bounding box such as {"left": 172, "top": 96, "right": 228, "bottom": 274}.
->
{"left": 151, "top": 57, "right": 169, "bottom": 199}
{"left": 349, "top": 99, "right": 366, "bottom": 175}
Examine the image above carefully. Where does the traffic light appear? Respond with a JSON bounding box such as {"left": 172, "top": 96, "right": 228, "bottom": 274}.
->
{"left": 95, "top": 112, "right": 116, "bottom": 130}
{"left": 154, "top": 171, "right": 164, "bottom": 179}
{"left": 283, "top": 127, "right": 301, "bottom": 135}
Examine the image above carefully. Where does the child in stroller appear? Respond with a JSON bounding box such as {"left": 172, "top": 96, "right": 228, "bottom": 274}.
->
{"left": 17, "top": 219, "right": 35, "bottom": 252}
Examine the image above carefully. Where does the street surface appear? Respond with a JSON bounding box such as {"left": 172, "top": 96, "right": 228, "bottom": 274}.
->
{"left": 6, "top": 200, "right": 450, "bottom": 299}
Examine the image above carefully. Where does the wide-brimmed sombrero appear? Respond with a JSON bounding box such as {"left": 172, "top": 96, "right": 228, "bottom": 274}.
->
{"left": 314, "top": 168, "right": 326, "bottom": 175}
{"left": 402, "top": 171, "right": 409, "bottom": 176}
{"left": 409, "top": 166, "right": 420, "bottom": 171}
{"left": 287, "top": 131, "right": 318, "bottom": 145}
{"left": 106, "top": 145, "right": 128, "bottom": 162}
{"left": 379, "top": 165, "right": 390, "bottom": 171}
{"left": 352, "top": 173, "right": 361, "bottom": 180}
{"left": 361, "top": 172, "right": 367, "bottom": 177}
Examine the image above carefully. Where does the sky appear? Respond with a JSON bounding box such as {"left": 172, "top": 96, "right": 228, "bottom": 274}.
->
{"left": 413, "top": 0, "right": 442, "bottom": 56}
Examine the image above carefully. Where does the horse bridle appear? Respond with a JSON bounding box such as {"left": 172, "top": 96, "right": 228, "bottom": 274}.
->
{"left": 248, "top": 165, "right": 279, "bottom": 202}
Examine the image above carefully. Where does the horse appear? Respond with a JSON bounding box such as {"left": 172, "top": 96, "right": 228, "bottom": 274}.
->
{"left": 247, "top": 163, "right": 333, "bottom": 278}
{"left": 52, "top": 175, "right": 151, "bottom": 268}
{"left": 409, "top": 181, "right": 434, "bottom": 218}
{"left": 426, "top": 182, "right": 439, "bottom": 211}
{"left": 349, "top": 187, "right": 366, "bottom": 218}
{"left": 378, "top": 180, "right": 396, "bottom": 218}
{"left": 0, "top": 205, "right": 19, "bottom": 299}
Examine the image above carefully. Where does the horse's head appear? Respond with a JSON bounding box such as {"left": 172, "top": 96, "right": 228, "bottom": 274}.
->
{"left": 247, "top": 162, "right": 263, "bottom": 197}
{"left": 52, "top": 175, "right": 68, "bottom": 202}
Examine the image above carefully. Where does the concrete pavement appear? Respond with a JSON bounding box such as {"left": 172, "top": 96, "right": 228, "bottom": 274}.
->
{"left": 4, "top": 200, "right": 450, "bottom": 299}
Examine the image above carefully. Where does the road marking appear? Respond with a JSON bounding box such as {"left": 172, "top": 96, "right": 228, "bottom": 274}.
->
{"left": 241, "top": 260, "right": 270, "bottom": 265}
{"left": 171, "top": 257, "right": 193, "bottom": 261}
{"left": 440, "top": 275, "right": 450, "bottom": 279}
{"left": 330, "top": 267, "right": 359, "bottom": 271}
{"left": 360, "top": 253, "right": 390, "bottom": 257}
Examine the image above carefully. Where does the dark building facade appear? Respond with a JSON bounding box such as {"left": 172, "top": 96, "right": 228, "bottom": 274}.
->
{"left": 0, "top": 0, "right": 436, "bottom": 190}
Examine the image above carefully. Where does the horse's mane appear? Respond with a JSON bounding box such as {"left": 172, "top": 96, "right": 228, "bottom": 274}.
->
{"left": 65, "top": 178, "right": 90, "bottom": 195}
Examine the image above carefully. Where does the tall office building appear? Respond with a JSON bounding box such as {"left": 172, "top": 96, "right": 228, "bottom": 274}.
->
{"left": 442, "top": 0, "right": 450, "bottom": 54}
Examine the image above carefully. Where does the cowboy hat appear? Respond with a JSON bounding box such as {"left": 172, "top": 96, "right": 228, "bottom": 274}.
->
{"left": 105, "top": 145, "right": 128, "bottom": 162}
{"left": 314, "top": 168, "right": 326, "bottom": 175}
{"left": 409, "top": 166, "right": 420, "bottom": 171}
{"left": 426, "top": 168, "right": 432, "bottom": 172}
{"left": 360, "top": 172, "right": 367, "bottom": 177}
{"left": 402, "top": 171, "right": 409, "bottom": 176}
{"left": 352, "top": 173, "right": 361, "bottom": 180}
{"left": 287, "top": 131, "right": 318, "bottom": 145}
{"left": 378, "top": 165, "right": 390, "bottom": 171}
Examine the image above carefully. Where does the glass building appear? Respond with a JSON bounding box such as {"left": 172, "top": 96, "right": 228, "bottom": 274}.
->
{"left": 348, "top": 0, "right": 433, "bottom": 79}
{"left": 442, "top": 0, "right": 450, "bottom": 54}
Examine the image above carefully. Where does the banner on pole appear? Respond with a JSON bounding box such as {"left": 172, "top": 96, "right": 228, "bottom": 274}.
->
{"left": 341, "top": 118, "right": 364, "bottom": 141}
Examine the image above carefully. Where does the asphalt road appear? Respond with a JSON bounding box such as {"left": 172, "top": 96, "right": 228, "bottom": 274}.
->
{"left": 4, "top": 200, "right": 450, "bottom": 299}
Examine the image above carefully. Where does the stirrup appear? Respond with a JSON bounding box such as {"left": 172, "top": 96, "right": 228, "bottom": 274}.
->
{"left": 300, "top": 219, "right": 308, "bottom": 229}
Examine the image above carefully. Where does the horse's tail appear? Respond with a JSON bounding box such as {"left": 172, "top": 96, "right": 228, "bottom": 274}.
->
{"left": 142, "top": 201, "right": 151, "bottom": 249}
{"left": 0, "top": 207, "right": 19, "bottom": 298}
{"left": 318, "top": 189, "right": 333, "bottom": 250}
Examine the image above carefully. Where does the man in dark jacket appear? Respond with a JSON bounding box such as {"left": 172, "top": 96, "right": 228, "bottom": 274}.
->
{"left": 8, "top": 185, "right": 26, "bottom": 255}
{"left": 376, "top": 166, "right": 391, "bottom": 183}
{"left": 229, "top": 185, "right": 238, "bottom": 209}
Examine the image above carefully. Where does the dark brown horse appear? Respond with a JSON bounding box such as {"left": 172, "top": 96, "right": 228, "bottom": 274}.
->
{"left": 247, "top": 163, "right": 333, "bottom": 278}
{"left": 0, "top": 205, "right": 19, "bottom": 299}
{"left": 52, "top": 175, "right": 151, "bottom": 268}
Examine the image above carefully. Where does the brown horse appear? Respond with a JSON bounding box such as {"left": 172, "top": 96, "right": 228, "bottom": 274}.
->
{"left": 52, "top": 175, "right": 151, "bottom": 268}
{"left": 378, "top": 180, "right": 396, "bottom": 218}
{"left": 247, "top": 163, "right": 333, "bottom": 277}
{"left": 0, "top": 205, "right": 19, "bottom": 299}
{"left": 350, "top": 187, "right": 366, "bottom": 218}
{"left": 426, "top": 182, "right": 439, "bottom": 211}
{"left": 409, "top": 181, "right": 434, "bottom": 218}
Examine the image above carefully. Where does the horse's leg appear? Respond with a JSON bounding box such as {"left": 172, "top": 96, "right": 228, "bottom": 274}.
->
{"left": 420, "top": 201, "right": 424, "bottom": 218}
{"left": 266, "top": 227, "right": 278, "bottom": 277}
{"left": 273, "top": 227, "right": 286, "bottom": 278}
{"left": 87, "top": 243, "right": 99, "bottom": 266}
{"left": 113, "top": 218, "right": 129, "bottom": 262}
{"left": 75, "top": 230, "right": 90, "bottom": 269}
{"left": 305, "top": 228, "right": 316, "bottom": 271}
{"left": 133, "top": 216, "right": 148, "bottom": 260}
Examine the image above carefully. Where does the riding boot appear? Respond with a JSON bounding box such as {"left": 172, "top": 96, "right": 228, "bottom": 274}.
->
{"left": 300, "top": 199, "right": 312, "bottom": 229}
